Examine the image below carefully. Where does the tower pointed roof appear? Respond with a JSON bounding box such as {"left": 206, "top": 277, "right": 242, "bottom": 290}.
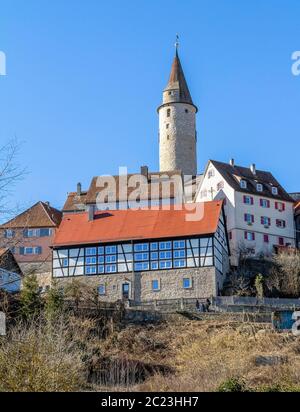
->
{"left": 164, "top": 49, "right": 194, "bottom": 106}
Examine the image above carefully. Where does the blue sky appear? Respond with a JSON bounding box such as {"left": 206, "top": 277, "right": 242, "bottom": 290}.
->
{"left": 0, "top": 0, "right": 299, "bottom": 213}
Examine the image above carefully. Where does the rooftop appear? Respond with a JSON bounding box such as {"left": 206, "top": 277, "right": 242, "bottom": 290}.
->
{"left": 54, "top": 200, "right": 223, "bottom": 247}
{"left": 1, "top": 201, "right": 62, "bottom": 229}
{"left": 209, "top": 160, "right": 293, "bottom": 202}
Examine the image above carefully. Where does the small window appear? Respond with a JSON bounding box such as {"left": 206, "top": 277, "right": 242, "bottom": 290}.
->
{"left": 4, "top": 229, "right": 14, "bottom": 238}
{"left": 166, "top": 123, "right": 169, "bottom": 129}
{"left": 105, "top": 245, "right": 117, "bottom": 254}
{"left": 173, "top": 240, "right": 185, "bottom": 249}
{"left": 264, "top": 234, "right": 269, "bottom": 243}
{"left": 261, "top": 216, "right": 271, "bottom": 226}
{"left": 275, "top": 202, "right": 285, "bottom": 212}
{"left": 208, "top": 169, "right": 215, "bottom": 179}
{"left": 217, "top": 181, "right": 224, "bottom": 191}
{"left": 168, "top": 91, "right": 172, "bottom": 96}
{"left": 240, "top": 180, "right": 247, "bottom": 189}
{"left": 85, "top": 266, "right": 97, "bottom": 275}
{"left": 244, "top": 213, "right": 254, "bottom": 224}
{"left": 276, "top": 219, "right": 286, "bottom": 228}
{"left": 134, "top": 243, "right": 149, "bottom": 252}
{"left": 159, "top": 241, "right": 172, "bottom": 250}
{"left": 260, "top": 199, "right": 270, "bottom": 208}
{"left": 86, "top": 247, "right": 96, "bottom": 256}
{"left": 183, "top": 278, "right": 192, "bottom": 289}
{"left": 278, "top": 237, "right": 284, "bottom": 246}
{"left": 167, "top": 109, "right": 171, "bottom": 117}
{"left": 257, "top": 183, "right": 263, "bottom": 192}
{"left": 244, "top": 232, "right": 255, "bottom": 241}
{"left": 98, "top": 285, "right": 106, "bottom": 296}
{"left": 243, "top": 195, "right": 253, "bottom": 205}
{"left": 152, "top": 280, "right": 160, "bottom": 291}
{"left": 185, "top": 109, "right": 189, "bottom": 113}
{"left": 272, "top": 187, "right": 278, "bottom": 195}
{"left": 86, "top": 256, "right": 97, "bottom": 265}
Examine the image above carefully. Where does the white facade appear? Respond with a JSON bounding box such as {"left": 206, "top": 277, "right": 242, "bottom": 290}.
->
{"left": 196, "top": 161, "right": 296, "bottom": 265}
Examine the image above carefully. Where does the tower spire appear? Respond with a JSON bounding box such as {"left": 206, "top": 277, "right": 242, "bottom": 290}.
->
{"left": 175, "top": 34, "right": 179, "bottom": 56}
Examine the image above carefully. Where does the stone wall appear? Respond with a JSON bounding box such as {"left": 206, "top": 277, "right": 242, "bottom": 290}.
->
{"left": 159, "top": 102, "right": 197, "bottom": 176}
{"left": 56, "top": 266, "right": 220, "bottom": 303}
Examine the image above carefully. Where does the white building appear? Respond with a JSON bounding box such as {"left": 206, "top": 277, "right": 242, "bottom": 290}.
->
{"left": 196, "top": 159, "right": 296, "bottom": 265}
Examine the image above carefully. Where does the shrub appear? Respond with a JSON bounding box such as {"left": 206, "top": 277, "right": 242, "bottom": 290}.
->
{"left": 217, "top": 377, "right": 249, "bottom": 392}
{"left": 20, "top": 274, "right": 42, "bottom": 320}
{"left": 0, "top": 318, "right": 86, "bottom": 392}
{"left": 45, "top": 281, "right": 64, "bottom": 320}
{"left": 254, "top": 274, "right": 264, "bottom": 298}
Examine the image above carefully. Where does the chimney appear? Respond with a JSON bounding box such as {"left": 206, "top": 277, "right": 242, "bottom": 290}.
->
{"left": 250, "top": 164, "right": 256, "bottom": 175}
{"left": 140, "top": 166, "right": 149, "bottom": 180}
{"left": 45, "top": 201, "right": 50, "bottom": 207}
{"left": 77, "top": 182, "right": 82, "bottom": 196}
{"left": 229, "top": 159, "right": 235, "bottom": 167}
{"left": 88, "top": 205, "right": 95, "bottom": 221}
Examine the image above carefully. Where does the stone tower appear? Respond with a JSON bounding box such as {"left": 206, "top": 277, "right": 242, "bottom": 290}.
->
{"left": 158, "top": 46, "right": 198, "bottom": 176}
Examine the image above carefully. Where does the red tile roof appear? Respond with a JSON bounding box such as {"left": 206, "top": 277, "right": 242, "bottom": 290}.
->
{"left": 54, "top": 201, "right": 223, "bottom": 247}
{"left": 1, "top": 202, "right": 62, "bottom": 229}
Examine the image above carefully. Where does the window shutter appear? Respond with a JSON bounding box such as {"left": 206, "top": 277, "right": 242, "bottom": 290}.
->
{"left": 23, "top": 229, "right": 28, "bottom": 238}
{"left": 253, "top": 233, "right": 255, "bottom": 241}
{"left": 243, "top": 196, "right": 246, "bottom": 204}
{"left": 252, "top": 215, "right": 254, "bottom": 223}
{"left": 260, "top": 199, "right": 263, "bottom": 207}
{"left": 244, "top": 214, "right": 247, "bottom": 222}
{"left": 261, "top": 217, "right": 264, "bottom": 225}
{"left": 275, "top": 202, "right": 278, "bottom": 210}
{"left": 283, "top": 221, "right": 286, "bottom": 228}
{"left": 244, "top": 232, "right": 247, "bottom": 240}
{"left": 283, "top": 203, "right": 286, "bottom": 211}
{"left": 19, "top": 247, "right": 25, "bottom": 255}
{"left": 267, "top": 200, "right": 270, "bottom": 208}
{"left": 251, "top": 197, "right": 254, "bottom": 205}
{"left": 268, "top": 218, "right": 271, "bottom": 226}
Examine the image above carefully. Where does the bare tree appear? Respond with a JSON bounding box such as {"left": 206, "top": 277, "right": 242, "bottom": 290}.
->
{"left": 266, "top": 251, "right": 300, "bottom": 298}
{"left": 0, "top": 138, "right": 26, "bottom": 220}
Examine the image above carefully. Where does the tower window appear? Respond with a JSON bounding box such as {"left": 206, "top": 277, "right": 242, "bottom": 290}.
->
{"left": 185, "top": 109, "right": 189, "bottom": 113}
{"left": 167, "top": 109, "right": 171, "bottom": 117}
{"left": 166, "top": 124, "right": 169, "bottom": 129}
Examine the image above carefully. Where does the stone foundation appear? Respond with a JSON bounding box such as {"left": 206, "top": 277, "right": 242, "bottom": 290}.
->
{"left": 56, "top": 266, "right": 224, "bottom": 303}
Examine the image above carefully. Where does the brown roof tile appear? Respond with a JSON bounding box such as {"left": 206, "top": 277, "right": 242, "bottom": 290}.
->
{"left": 63, "top": 192, "right": 87, "bottom": 213}
{"left": 1, "top": 202, "right": 62, "bottom": 229}
{"left": 210, "top": 160, "right": 293, "bottom": 202}
{"left": 165, "top": 51, "right": 194, "bottom": 106}
{"left": 85, "top": 171, "right": 183, "bottom": 204}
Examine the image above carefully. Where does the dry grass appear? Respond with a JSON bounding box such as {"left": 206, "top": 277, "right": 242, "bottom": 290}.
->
{"left": 1, "top": 314, "right": 300, "bottom": 392}
{"left": 134, "top": 319, "right": 300, "bottom": 392}
{"left": 0, "top": 318, "right": 87, "bottom": 392}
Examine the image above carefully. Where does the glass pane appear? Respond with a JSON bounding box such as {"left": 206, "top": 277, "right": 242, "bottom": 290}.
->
{"left": 69, "top": 248, "right": 80, "bottom": 258}
{"left": 150, "top": 242, "right": 158, "bottom": 251}
{"left": 86, "top": 247, "right": 97, "bottom": 256}
{"left": 118, "top": 263, "right": 127, "bottom": 272}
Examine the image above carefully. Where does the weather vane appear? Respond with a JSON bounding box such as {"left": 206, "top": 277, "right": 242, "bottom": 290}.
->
{"left": 175, "top": 34, "right": 179, "bottom": 52}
